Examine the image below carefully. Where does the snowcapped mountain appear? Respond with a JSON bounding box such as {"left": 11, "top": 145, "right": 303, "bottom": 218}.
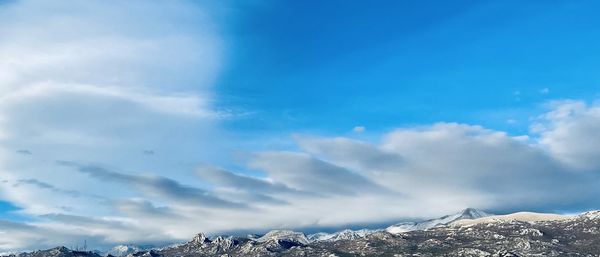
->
{"left": 385, "top": 207, "right": 491, "bottom": 234}
{"left": 307, "top": 229, "right": 375, "bottom": 242}
{"left": 105, "top": 245, "right": 139, "bottom": 257}
{"left": 105, "top": 244, "right": 154, "bottom": 257}
{"left": 256, "top": 230, "right": 310, "bottom": 245}
{"left": 305, "top": 208, "right": 492, "bottom": 242}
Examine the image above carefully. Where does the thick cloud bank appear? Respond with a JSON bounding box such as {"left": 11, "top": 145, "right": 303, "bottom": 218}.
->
{"left": 0, "top": 0, "right": 224, "bottom": 251}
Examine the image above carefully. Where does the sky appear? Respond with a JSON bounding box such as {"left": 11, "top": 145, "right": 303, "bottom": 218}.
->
{"left": 2, "top": 0, "right": 600, "bottom": 252}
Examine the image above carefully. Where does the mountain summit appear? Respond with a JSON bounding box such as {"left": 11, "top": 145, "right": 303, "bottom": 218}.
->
{"left": 457, "top": 207, "right": 492, "bottom": 219}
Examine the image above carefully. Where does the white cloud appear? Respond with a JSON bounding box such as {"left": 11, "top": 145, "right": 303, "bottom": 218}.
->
{"left": 534, "top": 100, "right": 600, "bottom": 171}
{"left": 352, "top": 126, "right": 366, "bottom": 133}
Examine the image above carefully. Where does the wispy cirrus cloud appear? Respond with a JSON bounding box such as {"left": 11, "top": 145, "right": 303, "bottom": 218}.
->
{"left": 57, "top": 161, "right": 246, "bottom": 209}
{"left": 195, "top": 166, "right": 300, "bottom": 195}
{"left": 249, "top": 151, "right": 391, "bottom": 196}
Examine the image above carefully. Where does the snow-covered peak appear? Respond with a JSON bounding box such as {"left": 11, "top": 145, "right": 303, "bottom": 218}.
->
{"left": 50, "top": 247, "right": 70, "bottom": 254}
{"left": 256, "top": 230, "right": 309, "bottom": 245}
{"left": 106, "top": 245, "right": 142, "bottom": 257}
{"left": 105, "top": 244, "right": 156, "bottom": 257}
{"left": 307, "top": 229, "right": 376, "bottom": 242}
{"left": 386, "top": 208, "right": 492, "bottom": 234}
{"left": 332, "top": 229, "right": 373, "bottom": 240}
{"left": 306, "top": 232, "right": 331, "bottom": 242}
{"left": 458, "top": 208, "right": 491, "bottom": 219}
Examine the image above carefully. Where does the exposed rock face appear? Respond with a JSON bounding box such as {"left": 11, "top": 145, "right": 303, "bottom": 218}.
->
{"left": 5, "top": 210, "right": 600, "bottom": 257}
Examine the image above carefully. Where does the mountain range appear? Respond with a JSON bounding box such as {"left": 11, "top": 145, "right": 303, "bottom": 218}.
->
{"left": 4, "top": 208, "right": 600, "bottom": 257}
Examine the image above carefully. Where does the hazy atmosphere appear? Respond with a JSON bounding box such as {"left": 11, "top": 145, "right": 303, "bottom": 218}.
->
{"left": 2, "top": 0, "right": 600, "bottom": 252}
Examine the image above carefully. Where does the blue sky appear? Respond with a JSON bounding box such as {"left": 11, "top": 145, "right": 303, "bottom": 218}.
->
{"left": 0, "top": 201, "right": 23, "bottom": 220}
{"left": 1, "top": 0, "right": 600, "bottom": 251}
{"left": 216, "top": 0, "right": 600, "bottom": 136}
